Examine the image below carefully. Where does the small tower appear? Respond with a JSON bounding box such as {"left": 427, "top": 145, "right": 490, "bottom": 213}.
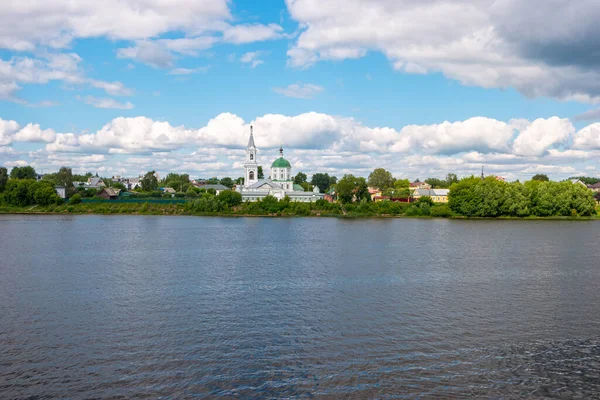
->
{"left": 481, "top": 166, "right": 484, "bottom": 180}
{"left": 270, "top": 144, "right": 293, "bottom": 190}
{"left": 244, "top": 125, "right": 259, "bottom": 187}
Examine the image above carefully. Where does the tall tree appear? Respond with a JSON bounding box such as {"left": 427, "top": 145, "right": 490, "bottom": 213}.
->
{"left": 425, "top": 177, "right": 447, "bottom": 188}
{"left": 336, "top": 174, "right": 357, "bottom": 204}
{"left": 0, "top": 167, "right": 8, "bottom": 192}
{"left": 258, "top": 166, "right": 264, "bottom": 179}
{"left": 141, "top": 171, "right": 158, "bottom": 191}
{"left": 220, "top": 177, "right": 234, "bottom": 188}
{"left": 391, "top": 178, "right": 411, "bottom": 197}
{"left": 368, "top": 168, "right": 395, "bottom": 189}
{"left": 55, "top": 167, "right": 74, "bottom": 188}
{"left": 532, "top": 174, "right": 550, "bottom": 182}
{"left": 311, "top": 173, "right": 331, "bottom": 193}
{"left": 446, "top": 173, "right": 459, "bottom": 185}
{"left": 293, "top": 172, "right": 307, "bottom": 185}
{"left": 10, "top": 166, "right": 36, "bottom": 180}
{"left": 355, "top": 177, "right": 371, "bottom": 202}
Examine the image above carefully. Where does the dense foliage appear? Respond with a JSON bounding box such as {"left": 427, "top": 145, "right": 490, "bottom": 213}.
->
{"left": 336, "top": 175, "right": 370, "bottom": 203}
{"left": 368, "top": 168, "right": 395, "bottom": 190}
{"left": 449, "top": 177, "right": 596, "bottom": 217}
{"left": 311, "top": 173, "right": 336, "bottom": 193}
{"left": 10, "top": 166, "right": 37, "bottom": 180}
{"left": 0, "top": 167, "right": 8, "bottom": 192}
{"left": 141, "top": 171, "right": 159, "bottom": 191}
{"left": 2, "top": 179, "right": 62, "bottom": 207}
{"left": 425, "top": 174, "right": 459, "bottom": 189}
{"left": 293, "top": 172, "right": 307, "bottom": 185}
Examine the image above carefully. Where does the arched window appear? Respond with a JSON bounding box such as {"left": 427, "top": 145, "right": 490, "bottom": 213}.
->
{"left": 250, "top": 154, "right": 253, "bottom": 160}
{"left": 249, "top": 171, "right": 255, "bottom": 180}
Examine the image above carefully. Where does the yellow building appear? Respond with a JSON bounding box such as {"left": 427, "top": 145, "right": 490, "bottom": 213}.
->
{"left": 412, "top": 188, "right": 449, "bottom": 203}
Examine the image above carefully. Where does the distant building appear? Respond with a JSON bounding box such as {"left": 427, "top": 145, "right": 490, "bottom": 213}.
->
{"left": 97, "top": 188, "right": 121, "bottom": 200}
{"left": 587, "top": 182, "right": 600, "bottom": 193}
{"left": 87, "top": 176, "right": 106, "bottom": 189}
{"left": 199, "top": 184, "right": 230, "bottom": 195}
{"left": 412, "top": 188, "right": 450, "bottom": 203}
{"left": 409, "top": 181, "right": 432, "bottom": 193}
{"left": 163, "top": 187, "right": 176, "bottom": 194}
{"left": 54, "top": 186, "right": 67, "bottom": 199}
{"left": 368, "top": 187, "right": 383, "bottom": 198}
{"left": 571, "top": 179, "right": 587, "bottom": 187}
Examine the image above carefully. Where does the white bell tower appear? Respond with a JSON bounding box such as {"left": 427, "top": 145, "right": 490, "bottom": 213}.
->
{"left": 244, "top": 125, "right": 258, "bottom": 187}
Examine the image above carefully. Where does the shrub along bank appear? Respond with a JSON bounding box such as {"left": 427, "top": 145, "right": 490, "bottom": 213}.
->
{"left": 0, "top": 177, "right": 598, "bottom": 218}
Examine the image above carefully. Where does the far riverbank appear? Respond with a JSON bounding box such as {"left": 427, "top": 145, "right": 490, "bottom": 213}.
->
{"left": 1, "top": 202, "right": 598, "bottom": 220}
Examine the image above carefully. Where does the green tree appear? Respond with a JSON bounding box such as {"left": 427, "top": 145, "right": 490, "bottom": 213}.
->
{"left": 368, "top": 168, "right": 395, "bottom": 190}
{"left": 3, "top": 179, "right": 60, "bottom": 206}
{"left": 425, "top": 177, "right": 447, "bottom": 189}
{"left": 532, "top": 174, "right": 550, "bottom": 182}
{"left": 355, "top": 177, "right": 370, "bottom": 202}
{"left": 336, "top": 175, "right": 370, "bottom": 203}
{"left": 55, "top": 167, "right": 74, "bottom": 188}
{"left": 186, "top": 186, "right": 198, "bottom": 198}
{"left": 141, "top": 171, "right": 158, "bottom": 191}
{"left": 446, "top": 173, "right": 459, "bottom": 186}
{"left": 336, "top": 174, "right": 357, "bottom": 204}
{"left": 163, "top": 173, "right": 190, "bottom": 191}
{"left": 220, "top": 177, "right": 234, "bottom": 188}
{"left": 300, "top": 182, "right": 313, "bottom": 191}
{"left": 311, "top": 173, "right": 331, "bottom": 193}
{"left": 294, "top": 172, "right": 307, "bottom": 185}
{"left": 329, "top": 175, "right": 337, "bottom": 187}
{"left": 10, "top": 166, "right": 36, "bottom": 180}
{"left": 34, "top": 185, "right": 61, "bottom": 206}
{"left": 392, "top": 178, "right": 411, "bottom": 198}
{"left": 69, "top": 194, "right": 82, "bottom": 204}
{"left": 218, "top": 190, "right": 242, "bottom": 207}
{"left": 258, "top": 166, "right": 264, "bottom": 179}
{"left": 0, "top": 167, "right": 8, "bottom": 192}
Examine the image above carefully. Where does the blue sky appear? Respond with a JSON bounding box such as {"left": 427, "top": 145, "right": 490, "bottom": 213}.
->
{"left": 1, "top": 0, "right": 600, "bottom": 180}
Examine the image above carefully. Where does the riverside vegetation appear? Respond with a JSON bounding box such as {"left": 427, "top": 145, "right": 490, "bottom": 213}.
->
{"left": 0, "top": 166, "right": 598, "bottom": 219}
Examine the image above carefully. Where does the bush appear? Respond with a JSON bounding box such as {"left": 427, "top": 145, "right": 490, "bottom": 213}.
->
{"left": 430, "top": 205, "right": 453, "bottom": 217}
{"left": 69, "top": 194, "right": 82, "bottom": 204}
{"left": 218, "top": 190, "right": 242, "bottom": 207}
{"left": 4, "top": 179, "right": 61, "bottom": 207}
{"left": 293, "top": 202, "right": 311, "bottom": 216}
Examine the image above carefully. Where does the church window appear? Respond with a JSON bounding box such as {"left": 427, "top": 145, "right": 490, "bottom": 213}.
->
{"left": 249, "top": 171, "right": 255, "bottom": 180}
{"left": 250, "top": 154, "right": 253, "bottom": 160}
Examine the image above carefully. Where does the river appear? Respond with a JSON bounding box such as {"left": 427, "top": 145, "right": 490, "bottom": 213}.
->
{"left": 1, "top": 215, "right": 599, "bottom": 398}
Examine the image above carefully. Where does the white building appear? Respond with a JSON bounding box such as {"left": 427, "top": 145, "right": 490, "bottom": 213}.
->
{"left": 237, "top": 126, "right": 325, "bottom": 202}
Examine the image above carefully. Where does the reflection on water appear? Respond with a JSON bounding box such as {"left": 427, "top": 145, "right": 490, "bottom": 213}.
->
{"left": 1, "top": 215, "right": 599, "bottom": 398}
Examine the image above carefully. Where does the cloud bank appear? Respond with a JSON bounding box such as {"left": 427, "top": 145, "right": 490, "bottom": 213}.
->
{"left": 286, "top": 0, "right": 600, "bottom": 102}
{"left": 2, "top": 112, "right": 599, "bottom": 180}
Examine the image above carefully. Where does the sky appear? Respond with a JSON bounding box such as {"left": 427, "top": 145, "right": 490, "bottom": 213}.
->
{"left": 1, "top": 0, "right": 600, "bottom": 181}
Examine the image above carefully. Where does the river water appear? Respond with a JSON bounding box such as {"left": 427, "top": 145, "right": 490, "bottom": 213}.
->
{"left": 1, "top": 215, "right": 599, "bottom": 398}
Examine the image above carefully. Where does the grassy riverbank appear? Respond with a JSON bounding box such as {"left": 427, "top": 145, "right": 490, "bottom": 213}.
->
{"left": 1, "top": 201, "right": 598, "bottom": 220}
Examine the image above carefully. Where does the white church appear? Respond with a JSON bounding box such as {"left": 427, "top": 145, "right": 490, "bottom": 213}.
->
{"left": 237, "top": 126, "right": 325, "bottom": 202}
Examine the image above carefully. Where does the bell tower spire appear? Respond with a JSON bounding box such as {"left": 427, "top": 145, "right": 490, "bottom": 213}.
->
{"left": 244, "top": 125, "right": 258, "bottom": 187}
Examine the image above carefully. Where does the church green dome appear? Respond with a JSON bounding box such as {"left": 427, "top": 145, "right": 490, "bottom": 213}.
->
{"left": 271, "top": 157, "right": 291, "bottom": 168}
